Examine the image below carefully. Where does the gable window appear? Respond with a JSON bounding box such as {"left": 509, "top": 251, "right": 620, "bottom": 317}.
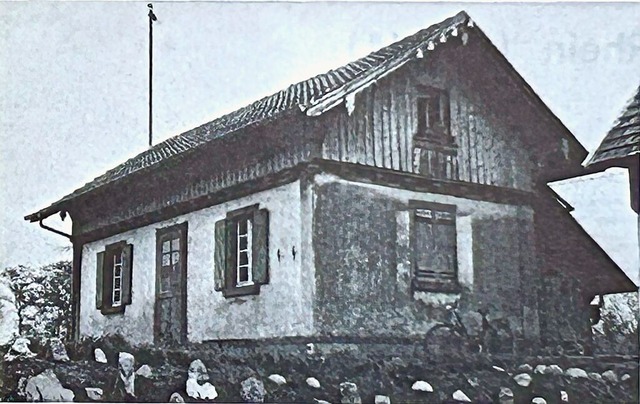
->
{"left": 412, "top": 202, "right": 459, "bottom": 293}
{"left": 416, "top": 86, "right": 452, "bottom": 144}
{"left": 96, "top": 241, "right": 133, "bottom": 314}
{"left": 214, "top": 205, "right": 269, "bottom": 298}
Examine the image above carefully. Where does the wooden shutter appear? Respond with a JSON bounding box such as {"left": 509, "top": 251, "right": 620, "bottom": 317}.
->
{"left": 96, "top": 251, "right": 105, "bottom": 309}
{"left": 213, "top": 219, "right": 227, "bottom": 291}
{"left": 252, "top": 208, "right": 269, "bottom": 285}
{"left": 122, "top": 243, "right": 134, "bottom": 305}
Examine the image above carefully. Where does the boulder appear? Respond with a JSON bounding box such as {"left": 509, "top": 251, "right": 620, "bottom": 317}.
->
{"left": 268, "top": 374, "right": 287, "bottom": 386}
{"left": 4, "top": 337, "right": 36, "bottom": 361}
{"left": 314, "top": 400, "right": 331, "bottom": 404}
{"left": 49, "top": 337, "right": 69, "bottom": 362}
{"left": 621, "top": 373, "right": 631, "bottom": 382}
{"left": 560, "top": 390, "right": 568, "bottom": 402}
{"left": 467, "top": 377, "right": 479, "bottom": 388}
{"left": 452, "top": 389, "right": 471, "bottom": 402}
{"left": 498, "top": 387, "right": 514, "bottom": 404}
{"left": 547, "top": 365, "right": 563, "bottom": 375}
{"left": 588, "top": 372, "right": 603, "bottom": 382}
{"left": 514, "top": 373, "right": 532, "bottom": 387}
{"left": 94, "top": 348, "right": 107, "bottom": 364}
{"left": 517, "top": 364, "right": 533, "bottom": 373}
{"left": 25, "top": 369, "right": 74, "bottom": 402}
{"left": 565, "top": 368, "right": 588, "bottom": 379}
{"left": 306, "top": 343, "right": 316, "bottom": 356}
{"left": 240, "top": 377, "right": 266, "bottom": 403}
{"left": 136, "top": 364, "right": 153, "bottom": 378}
{"left": 531, "top": 398, "right": 547, "bottom": 404}
{"left": 169, "top": 392, "right": 185, "bottom": 403}
{"left": 186, "top": 379, "right": 218, "bottom": 400}
{"left": 306, "top": 377, "right": 321, "bottom": 389}
{"left": 339, "top": 382, "right": 361, "bottom": 404}
{"left": 534, "top": 365, "right": 547, "bottom": 374}
{"left": 601, "top": 370, "right": 618, "bottom": 383}
{"left": 411, "top": 380, "right": 433, "bottom": 392}
{"left": 492, "top": 365, "right": 506, "bottom": 373}
{"left": 85, "top": 387, "right": 104, "bottom": 401}
{"left": 374, "top": 395, "right": 391, "bottom": 404}
{"left": 188, "top": 359, "right": 209, "bottom": 382}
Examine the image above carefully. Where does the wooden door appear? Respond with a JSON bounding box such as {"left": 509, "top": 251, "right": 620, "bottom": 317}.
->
{"left": 155, "top": 222, "right": 188, "bottom": 345}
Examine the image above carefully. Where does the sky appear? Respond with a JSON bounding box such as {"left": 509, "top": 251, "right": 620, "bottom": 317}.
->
{"left": 0, "top": 2, "right": 638, "bottom": 283}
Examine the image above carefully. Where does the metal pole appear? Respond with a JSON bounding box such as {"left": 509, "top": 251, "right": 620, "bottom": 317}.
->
{"left": 148, "top": 4, "right": 156, "bottom": 147}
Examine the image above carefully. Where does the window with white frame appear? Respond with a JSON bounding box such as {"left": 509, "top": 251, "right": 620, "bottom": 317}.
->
{"left": 236, "top": 217, "right": 253, "bottom": 286}
{"left": 213, "top": 205, "right": 270, "bottom": 298}
{"left": 96, "top": 241, "right": 134, "bottom": 314}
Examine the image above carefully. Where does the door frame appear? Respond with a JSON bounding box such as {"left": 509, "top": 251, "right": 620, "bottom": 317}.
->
{"left": 154, "top": 221, "right": 188, "bottom": 345}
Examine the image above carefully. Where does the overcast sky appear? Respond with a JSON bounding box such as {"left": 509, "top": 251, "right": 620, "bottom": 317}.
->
{"left": 1, "top": 2, "right": 638, "bottom": 282}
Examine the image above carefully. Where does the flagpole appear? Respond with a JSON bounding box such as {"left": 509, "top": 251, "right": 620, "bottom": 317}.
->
{"left": 148, "top": 4, "right": 157, "bottom": 147}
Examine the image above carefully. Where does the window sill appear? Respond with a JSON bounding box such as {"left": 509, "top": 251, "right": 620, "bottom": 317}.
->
{"left": 222, "top": 283, "right": 261, "bottom": 298}
{"left": 100, "top": 306, "right": 125, "bottom": 315}
{"left": 414, "top": 136, "right": 458, "bottom": 153}
{"left": 412, "top": 279, "right": 461, "bottom": 294}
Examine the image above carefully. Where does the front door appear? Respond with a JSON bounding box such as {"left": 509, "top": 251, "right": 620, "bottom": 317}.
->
{"left": 155, "top": 222, "right": 188, "bottom": 345}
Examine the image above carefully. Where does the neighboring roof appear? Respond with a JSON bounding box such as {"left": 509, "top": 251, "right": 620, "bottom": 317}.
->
{"left": 586, "top": 85, "right": 640, "bottom": 168}
{"left": 25, "top": 10, "right": 585, "bottom": 222}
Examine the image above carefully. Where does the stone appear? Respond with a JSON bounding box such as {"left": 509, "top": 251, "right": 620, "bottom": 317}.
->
{"left": 602, "top": 370, "right": 618, "bottom": 383}
{"left": 514, "top": 373, "right": 532, "bottom": 387}
{"left": 411, "top": 380, "right": 433, "bottom": 392}
{"left": 169, "top": 392, "right": 185, "bottom": 403}
{"left": 306, "top": 377, "right": 321, "bottom": 389}
{"left": 467, "top": 377, "right": 479, "bottom": 388}
{"left": 517, "top": 364, "right": 533, "bottom": 373}
{"left": 49, "top": 337, "right": 69, "bottom": 362}
{"left": 188, "top": 359, "right": 209, "bottom": 382}
{"left": 452, "top": 389, "right": 471, "bottom": 402}
{"left": 136, "top": 364, "right": 153, "bottom": 378}
{"left": 314, "top": 400, "right": 331, "bottom": 404}
{"left": 531, "top": 398, "right": 547, "bottom": 404}
{"left": 25, "top": 369, "right": 75, "bottom": 402}
{"left": 85, "top": 387, "right": 104, "bottom": 401}
{"left": 118, "top": 352, "right": 136, "bottom": 397}
{"left": 565, "top": 367, "right": 588, "bottom": 379}
{"left": 588, "top": 372, "right": 603, "bottom": 382}
{"left": 186, "top": 379, "right": 218, "bottom": 400}
{"left": 306, "top": 343, "right": 316, "bottom": 355}
{"left": 94, "top": 348, "right": 107, "bottom": 363}
{"left": 240, "top": 377, "right": 266, "bottom": 403}
{"left": 268, "top": 374, "right": 287, "bottom": 386}
{"left": 547, "top": 365, "right": 563, "bottom": 375}
{"left": 492, "top": 365, "right": 506, "bottom": 372}
{"left": 374, "top": 395, "right": 391, "bottom": 404}
{"left": 621, "top": 373, "right": 631, "bottom": 382}
{"left": 339, "top": 382, "right": 361, "bottom": 404}
{"left": 4, "top": 337, "right": 35, "bottom": 361}
{"left": 499, "top": 387, "right": 514, "bottom": 404}
{"left": 534, "top": 365, "right": 546, "bottom": 374}
{"left": 560, "top": 390, "right": 569, "bottom": 402}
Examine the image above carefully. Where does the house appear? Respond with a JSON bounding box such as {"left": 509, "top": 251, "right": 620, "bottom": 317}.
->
{"left": 25, "top": 11, "right": 636, "bottom": 349}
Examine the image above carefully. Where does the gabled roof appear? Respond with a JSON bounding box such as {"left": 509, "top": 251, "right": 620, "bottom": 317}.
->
{"left": 25, "top": 10, "right": 584, "bottom": 222}
{"left": 586, "top": 85, "right": 640, "bottom": 168}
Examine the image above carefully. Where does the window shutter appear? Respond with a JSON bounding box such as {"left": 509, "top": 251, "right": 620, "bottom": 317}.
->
{"left": 252, "top": 208, "right": 269, "bottom": 285}
{"left": 122, "top": 244, "right": 134, "bottom": 305}
{"left": 396, "top": 211, "right": 412, "bottom": 293}
{"left": 96, "top": 251, "right": 105, "bottom": 310}
{"left": 214, "top": 219, "right": 227, "bottom": 291}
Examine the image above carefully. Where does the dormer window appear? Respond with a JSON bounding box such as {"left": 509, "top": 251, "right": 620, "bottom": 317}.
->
{"left": 416, "top": 86, "right": 452, "bottom": 144}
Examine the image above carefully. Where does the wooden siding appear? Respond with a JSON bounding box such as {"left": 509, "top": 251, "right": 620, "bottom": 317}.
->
{"left": 320, "top": 65, "right": 533, "bottom": 191}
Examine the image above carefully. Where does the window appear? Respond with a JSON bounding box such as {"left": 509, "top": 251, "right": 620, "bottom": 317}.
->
{"left": 411, "top": 202, "right": 459, "bottom": 292}
{"left": 214, "top": 205, "right": 269, "bottom": 298}
{"left": 96, "top": 241, "right": 133, "bottom": 314}
{"left": 416, "top": 86, "right": 452, "bottom": 144}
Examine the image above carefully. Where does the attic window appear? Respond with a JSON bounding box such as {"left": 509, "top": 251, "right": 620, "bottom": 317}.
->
{"left": 416, "top": 86, "right": 452, "bottom": 144}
